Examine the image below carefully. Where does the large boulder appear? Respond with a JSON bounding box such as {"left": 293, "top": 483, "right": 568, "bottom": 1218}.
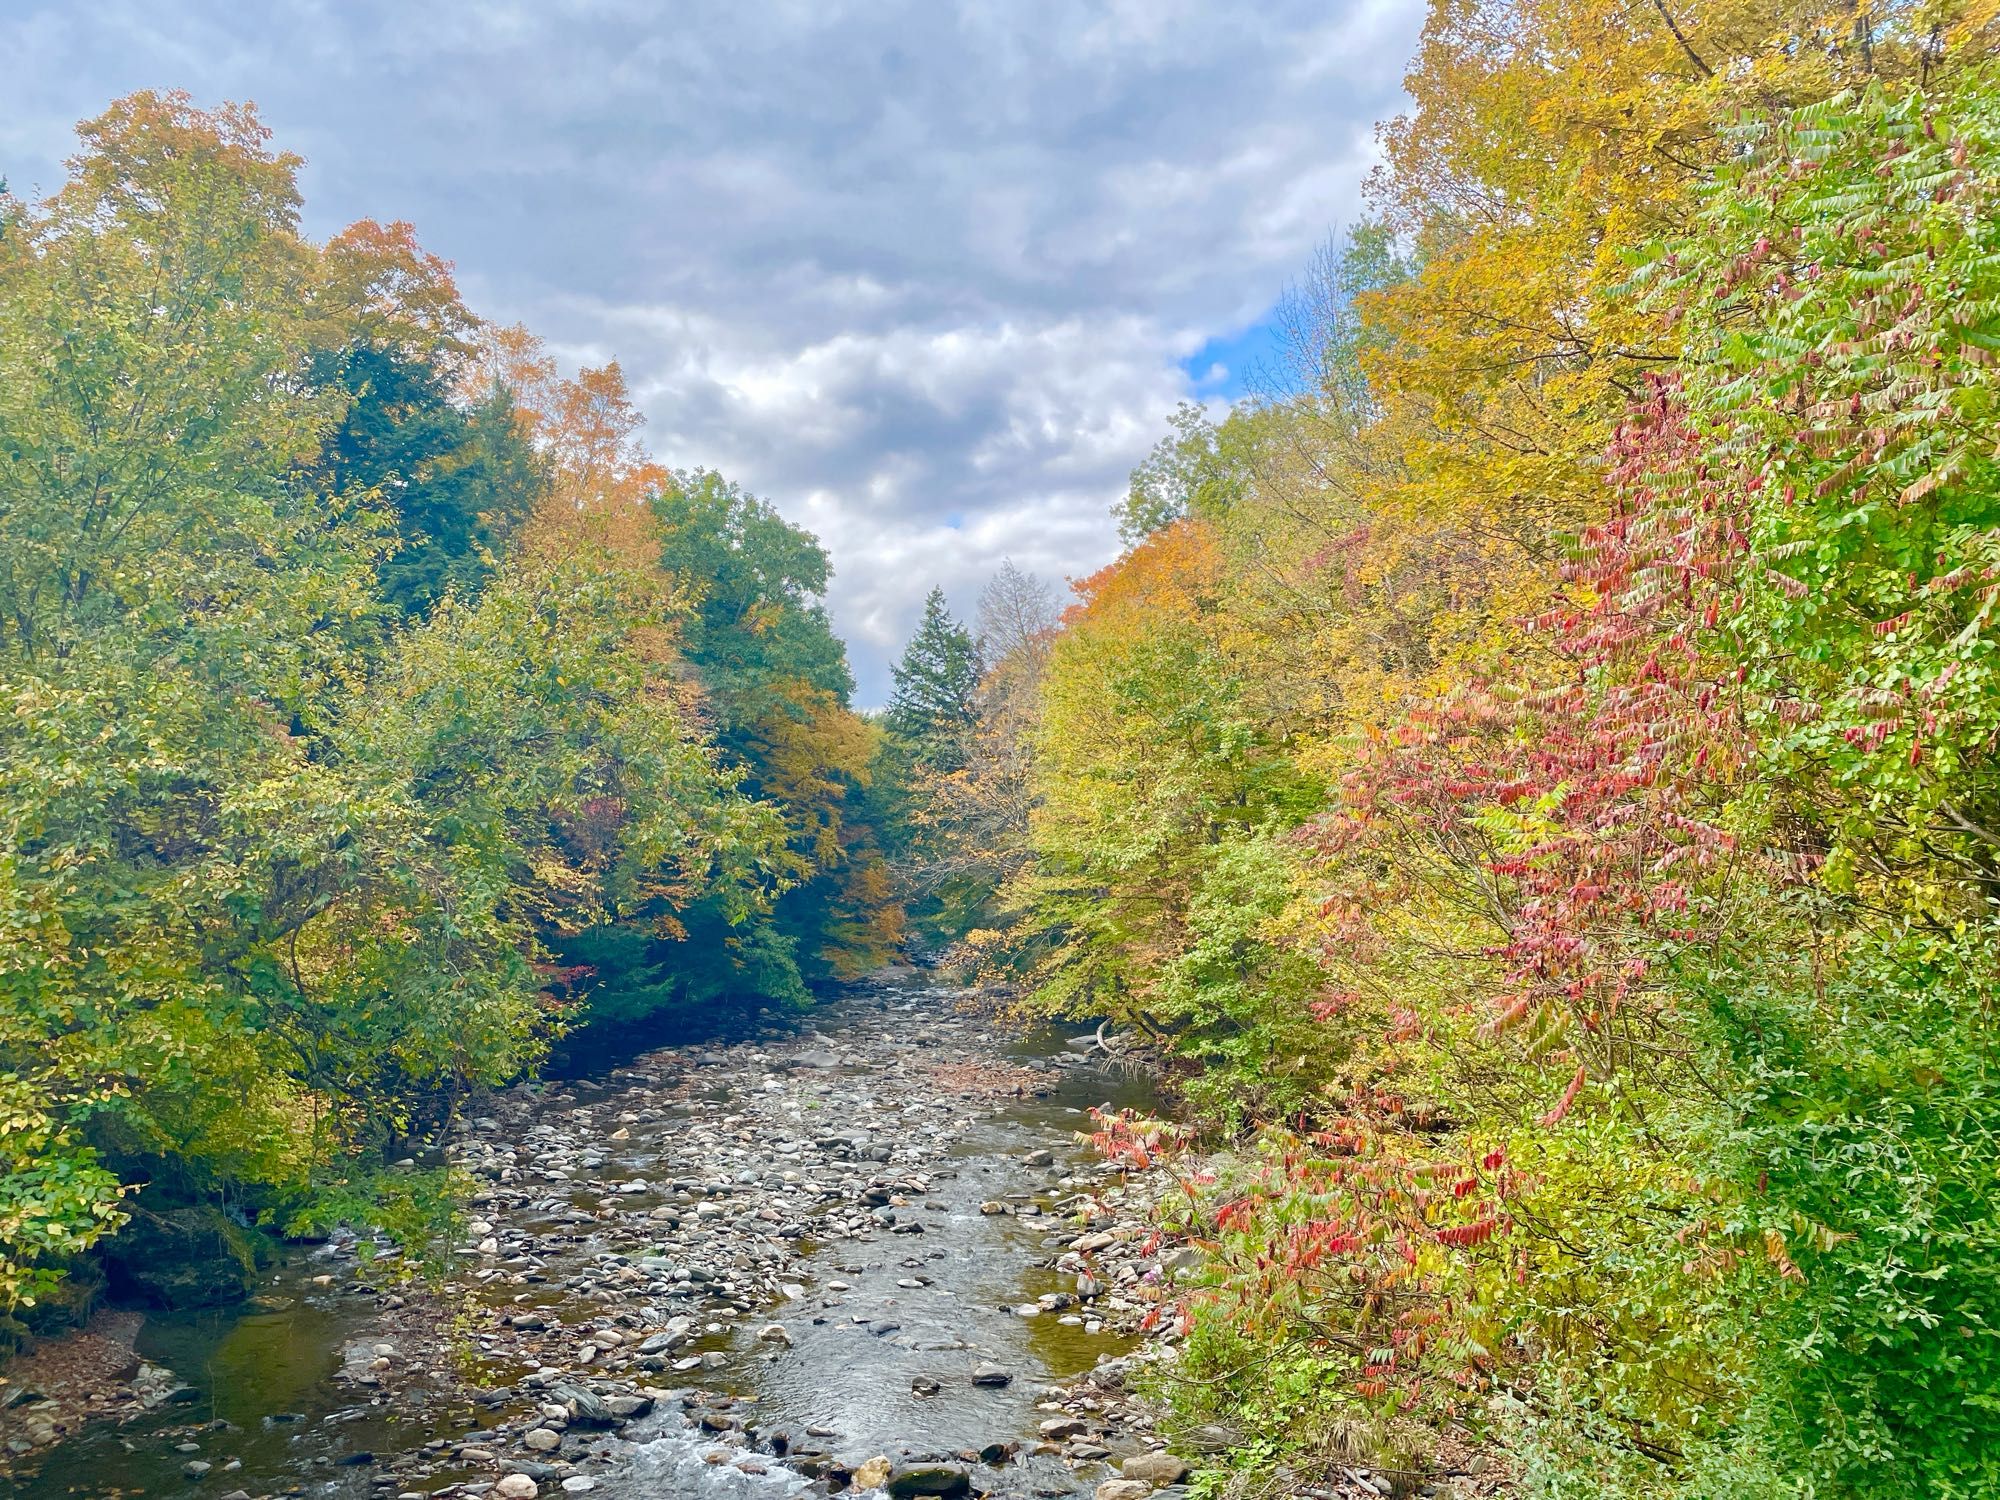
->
{"left": 100, "top": 1205, "right": 261, "bottom": 1309}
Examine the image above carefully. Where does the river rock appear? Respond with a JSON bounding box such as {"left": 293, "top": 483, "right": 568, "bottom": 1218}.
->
{"left": 495, "top": 1476, "right": 538, "bottom": 1499}
{"left": 887, "top": 1462, "right": 971, "bottom": 1497}
{"left": 852, "top": 1455, "right": 893, "bottom": 1489}
{"left": 101, "top": 1203, "right": 263, "bottom": 1310}
{"left": 1097, "top": 1482, "right": 1154, "bottom": 1500}
{"left": 522, "top": 1428, "right": 561, "bottom": 1451}
{"left": 970, "top": 1362, "right": 1011, "bottom": 1386}
{"left": 551, "top": 1382, "right": 614, "bottom": 1429}
{"left": 1122, "top": 1452, "right": 1190, "bottom": 1484}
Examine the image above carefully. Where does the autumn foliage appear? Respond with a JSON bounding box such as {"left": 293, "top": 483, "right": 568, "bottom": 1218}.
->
{"left": 972, "top": 9, "right": 2000, "bottom": 1499}
{"left": 0, "top": 91, "right": 898, "bottom": 1327}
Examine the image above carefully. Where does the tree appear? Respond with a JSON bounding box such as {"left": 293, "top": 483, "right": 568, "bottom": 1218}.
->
{"left": 1116, "top": 402, "right": 1249, "bottom": 544}
{"left": 0, "top": 91, "right": 788, "bottom": 1314}
{"left": 886, "top": 588, "right": 981, "bottom": 771}
{"left": 313, "top": 342, "right": 545, "bottom": 620}
{"left": 889, "top": 562, "right": 1061, "bottom": 947}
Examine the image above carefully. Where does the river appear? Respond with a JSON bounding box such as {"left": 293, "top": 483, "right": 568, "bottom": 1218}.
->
{"left": 10, "top": 977, "right": 1179, "bottom": 1500}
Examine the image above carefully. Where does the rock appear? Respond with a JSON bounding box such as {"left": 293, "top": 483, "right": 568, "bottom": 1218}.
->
{"left": 183, "top": 1460, "right": 213, "bottom": 1479}
{"left": 603, "top": 1394, "right": 654, "bottom": 1420}
{"left": 1096, "top": 1483, "right": 1154, "bottom": 1500}
{"left": 1183, "top": 1423, "right": 1240, "bottom": 1454}
{"left": 1122, "top": 1453, "right": 1191, "bottom": 1485}
{"left": 495, "top": 1476, "right": 539, "bottom": 1500}
{"left": 522, "top": 1428, "right": 561, "bottom": 1452}
{"left": 852, "top": 1455, "right": 894, "bottom": 1490}
{"left": 1022, "top": 1148, "right": 1055, "bottom": 1167}
{"left": 560, "top": 1480, "right": 596, "bottom": 1494}
{"left": 911, "top": 1376, "right": 940, "bottom": 1396}
{"left": 756, "top": 1322, "right": 792, "bottom": 1346}
{"left": 551, "top": 1382, "right": 614, "bottom": 1429}
{"left": 887, "top": 1462, "right": 971, "bottom": 1497}
{"left": 100, "top": 1203, "right": 263, "bottom": 1310}
{"left": 970, "top": 1362, "right": 1012, "bottom": 1386}
{"left": 1039, "top": 1418, "right": 1088, "bottom": 1440}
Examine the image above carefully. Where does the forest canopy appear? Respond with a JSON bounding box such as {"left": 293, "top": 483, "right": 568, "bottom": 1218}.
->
{"left": 903, "top": 7, "right": 2000, "bottom": 1498}
{"left": 0, "top": 90, "right": 896, "bottom": 1320}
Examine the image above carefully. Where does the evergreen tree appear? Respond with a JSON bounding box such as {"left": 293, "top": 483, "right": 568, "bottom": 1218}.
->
{"left": 313, "top": 342, "right": 545, "bottom": 620}
{"left": 885, "top": 588, "right": 981, "bottom": 771}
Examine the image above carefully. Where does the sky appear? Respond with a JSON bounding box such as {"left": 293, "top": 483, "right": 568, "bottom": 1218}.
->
{"left": 1, "top": 0, "right": 1424, "bottom": 704}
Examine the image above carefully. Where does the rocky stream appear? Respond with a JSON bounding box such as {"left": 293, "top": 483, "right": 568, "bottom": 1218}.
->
{"left": 3, "top": 975, "right": 1238, "bottom": 1500}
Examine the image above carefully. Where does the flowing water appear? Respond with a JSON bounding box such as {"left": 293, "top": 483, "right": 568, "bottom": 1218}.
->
{"left": 12, "top": 985, "right": 1160, "bottom": 1500}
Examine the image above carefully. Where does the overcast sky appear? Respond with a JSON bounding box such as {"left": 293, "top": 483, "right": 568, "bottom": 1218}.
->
{"left": 3, "top": 0, "right": 1422, "bottom": 703}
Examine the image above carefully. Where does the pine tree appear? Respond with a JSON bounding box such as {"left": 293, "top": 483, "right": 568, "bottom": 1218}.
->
{"left": 885, "top": 587, "right": 981, "bottom": 771}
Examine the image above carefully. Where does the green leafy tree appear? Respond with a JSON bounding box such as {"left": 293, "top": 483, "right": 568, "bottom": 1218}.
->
{"left": 0, "top": 93, "right": 788, "bottom": 1310}
{"left": 1116, "top": 402, "right": 1252, "bottom": 543}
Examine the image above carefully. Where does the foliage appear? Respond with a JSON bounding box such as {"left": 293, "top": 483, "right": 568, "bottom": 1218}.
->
{"left": 313, "top": 341, "right": 544, "bottom": 620}
{"left": 0, "top": 90, "right": 883, "bottom": 1312}
{"left": 1117, "top": 402, "right": 1252, "bottom": 543}
{"left": 998, "top": 14, "right": 2000, "bottom": 1500}
{"left": 885, "top": 588, "right": 982, "bottom": 773}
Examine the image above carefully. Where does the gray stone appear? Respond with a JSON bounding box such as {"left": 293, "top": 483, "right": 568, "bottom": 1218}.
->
{"left": 1121, "top": 1453, "right": 1190, "bottom": 1485}
{"left": 551, "top": 1383, "right": 614, "bottom": 1430}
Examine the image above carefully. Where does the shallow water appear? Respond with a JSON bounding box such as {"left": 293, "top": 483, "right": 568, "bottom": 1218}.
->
{"left": 11, "top": 1275, "right": 473, "bottom": 1497}
{"left": 12, "top": 993, "right": 1158, "bottom": 1500}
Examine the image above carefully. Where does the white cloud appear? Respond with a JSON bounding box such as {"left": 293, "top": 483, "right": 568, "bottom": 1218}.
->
{"left": 0, "top": 0, "right": 1425, "bottom": 701}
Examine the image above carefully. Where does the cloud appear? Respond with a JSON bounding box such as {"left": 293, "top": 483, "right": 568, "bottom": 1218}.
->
{"left": 0, "top": 0, "right": 1424, "bottom": 702}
